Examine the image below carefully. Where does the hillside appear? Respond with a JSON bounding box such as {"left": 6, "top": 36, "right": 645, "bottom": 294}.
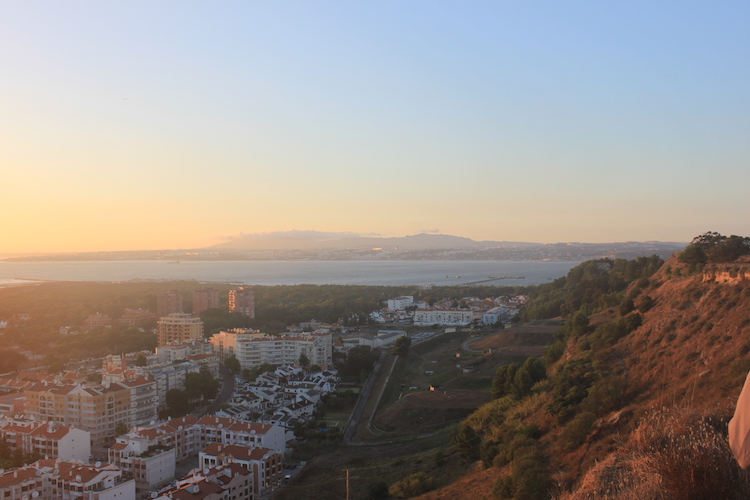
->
{"left": 417, "top": 237, "right": 750, "bottom": 500}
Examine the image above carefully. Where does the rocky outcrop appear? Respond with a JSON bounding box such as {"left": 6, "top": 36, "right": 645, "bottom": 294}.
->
{"left": 702, "top": 263, "right": 750, "bottom": 284}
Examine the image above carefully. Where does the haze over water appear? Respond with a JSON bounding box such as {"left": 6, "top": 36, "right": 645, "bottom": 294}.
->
{"left": 0, "top": 260, "right": 579, "bottom": 287}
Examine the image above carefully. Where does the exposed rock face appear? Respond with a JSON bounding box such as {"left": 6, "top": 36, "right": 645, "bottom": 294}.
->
{"left": 702, "top": 263, "right": 750, "bottom": 284}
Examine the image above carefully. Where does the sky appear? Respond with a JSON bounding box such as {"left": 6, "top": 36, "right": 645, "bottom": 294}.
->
{"left": 1, "top": 1, "right": 749, "bottom": 253}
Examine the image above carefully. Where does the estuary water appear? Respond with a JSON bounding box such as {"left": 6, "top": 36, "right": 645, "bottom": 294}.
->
{"left": 0, "top": 260, "right": 579, "bottom": 287}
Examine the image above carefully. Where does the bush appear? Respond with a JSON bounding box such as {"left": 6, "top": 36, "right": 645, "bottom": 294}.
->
{"left": 556, "top": 405, "right": 750, "bottom": 500}
{"left": 388, "top": 472, "right": 435, "bottom": 498}
{"left": 562, "top": 411, "right": 597, "bottom": 450}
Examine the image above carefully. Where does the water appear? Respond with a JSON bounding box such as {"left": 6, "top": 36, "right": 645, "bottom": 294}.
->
{"left": 0, "top": 260, "right": 578, "bottom": 287}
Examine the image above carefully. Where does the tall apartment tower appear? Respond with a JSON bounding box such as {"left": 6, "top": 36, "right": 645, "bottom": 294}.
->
{"left": 157, "top": 291, "right": 183, "bottom": 317}
{"left": 229, "top": 287, "right": 255, "bottom": 319}
{"left": 157, "top": 313, "right": 204, "bottom": 346}
{"left": 193, "top": 287, "right": 220, "bottom": 315}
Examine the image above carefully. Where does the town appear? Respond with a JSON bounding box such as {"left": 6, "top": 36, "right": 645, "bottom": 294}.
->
{"left": 0, "top": 285, "right": 524, "bottom": 499}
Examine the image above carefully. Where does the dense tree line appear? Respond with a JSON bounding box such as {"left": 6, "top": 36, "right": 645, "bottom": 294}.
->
{"left": 521, "top": 256, "right": 663, "bottom": 320}
{"left": 679, "top": 231, "right": 750, "bottom": 265}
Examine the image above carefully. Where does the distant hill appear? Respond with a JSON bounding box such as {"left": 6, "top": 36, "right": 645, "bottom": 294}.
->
{"left": 209, "top": 232, "right": 506, "bottom": 251}
{"left": 4, "top": 233, "right": 686, "bottom": 262}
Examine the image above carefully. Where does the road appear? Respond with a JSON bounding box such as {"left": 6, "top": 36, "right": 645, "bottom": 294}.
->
{"left": 195, "top": 363, "right": 236, "bottom": 417}
{"left": 342, "top": 350, "right": 386, "bottom": 443}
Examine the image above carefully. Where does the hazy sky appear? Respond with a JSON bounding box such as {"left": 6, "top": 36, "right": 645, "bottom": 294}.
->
{"left": 2, "top": 2, "right": 749, "bottom": 253}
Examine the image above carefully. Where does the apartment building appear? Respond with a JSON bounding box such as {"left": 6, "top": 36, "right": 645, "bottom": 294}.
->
{"left": 0, "top": 417, "right": 91, "bottom": 462}
{"left": 103, "top": 353, "right": 201, "bottom": 411}
{"left": 195, "top": 416, "right": 286, "bottom": 454}
{"left": 193, "top": 287, "right": 220, "bottom": 316}
{"left": 125, "top": 415, "right": 200, "bottom": 462}
{"left": 154, "top": 463, "right": 253, "bottom": 500}
{"left": 234, "top": 333, "right": 331, "bottom": 369}
{"left": 199, "top": 443, "right": 283, "bottom": 495}
{"left": 157, "top": 313, "right": 204, "bottom": 346}
{"left": 208, "top": 329, "right": 263, "bottom": 361}
{"left": 209, "top": 330, "right": 333, "bottom": 370}
{"left": 413, "top": 308, "right": 474, "bottom": 326}
{"left": 228, "top": 287, "right": 255, "bottom": 318}
{"left": 46, "top": 459, "right": 135, "bottom": 500}
{"left": 115, "top": 415, "right": 285, "bottom": 463}
{"left": 157, "top": 291, "right": 183, "bottom": 318}
{"left": 119, "top": 308, "right": 156, "bottom": 327}
{"left": 82, "top": 312, "right": 112, "bottom": 331}
{"left": 387, "top": 295, "right": 414, "bottom": 311}
{"left": 156, "top": 338, "right": 213, "bottom": 363}
{"left": 108, "top": 432, "right": 176, "bottom": 492}
{"left": 24, "top": 382, "right": 134, "bottom": 447}
{"left": 0, "top": 459, "right": 136, "bottom": 500}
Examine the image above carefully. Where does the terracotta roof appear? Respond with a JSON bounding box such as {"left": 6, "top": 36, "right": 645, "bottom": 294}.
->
{"left": 201, "top": 443, "right": 275, "bottom": 461}
{"left": 167, "top": 479, "right": 223, "bottom": 500}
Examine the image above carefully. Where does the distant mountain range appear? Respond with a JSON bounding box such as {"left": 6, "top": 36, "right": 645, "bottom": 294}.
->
{"left": 209, "top": 233, "right": 533, "bottom": 251}
{"left": 4, "top": 233, "right": 687, "bottom": 262}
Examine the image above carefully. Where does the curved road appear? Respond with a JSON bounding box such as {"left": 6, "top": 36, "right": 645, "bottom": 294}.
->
{"left": 197, "top": 363, "right": 236, "bottom": 417}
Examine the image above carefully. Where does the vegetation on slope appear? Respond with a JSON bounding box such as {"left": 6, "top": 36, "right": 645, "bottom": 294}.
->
{"left": 423, "top": 233, "right": 750, "bottom": 500}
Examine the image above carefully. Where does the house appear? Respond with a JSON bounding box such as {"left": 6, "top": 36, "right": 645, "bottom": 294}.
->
{"left": 108, "top": 431, "right": 176, "bottom": 492}
{"left": 0, "top": 417, "right": 91, "bottom": 462}
{"left": 154, "top": 463, "right": 253, "bottom": 500}
{"left": 199, "top": 443, "right": 283, "bottom": 496}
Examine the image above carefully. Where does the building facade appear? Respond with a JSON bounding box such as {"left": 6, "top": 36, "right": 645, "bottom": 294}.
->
{"left": 157, "top": 313, "right": 204, "bottom": 346}
{"left": 0, "top": 417, "right": 91, "bottom": 462}
{"left": 229, "top": 287, "right": 255, "bottom": 318}
{"left": 193, "top": 287, "right": 220, "bottom": 316}
{"left": 24, "top": 382, "right": 134, "bottom": 447}
{"left": 413, "top": 308, "right": 474, "bottom": 326}
{"left": 157, "top": 291, "right": 184, "bottom": 318}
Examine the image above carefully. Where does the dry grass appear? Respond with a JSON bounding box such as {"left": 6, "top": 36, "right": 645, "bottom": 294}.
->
{"left": 555, "top": 404, "right": 750, "bottom": 500}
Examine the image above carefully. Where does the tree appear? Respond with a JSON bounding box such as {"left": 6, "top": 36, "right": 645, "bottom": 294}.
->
{"left": 185, "top": 372, "right": 205, "bottom": 401}
{"left": 224, "top": 355, "right": 240, "bottom": 374}
{"left": 393, "top": 335, "right": 411, "bottom": 357}
{"left": 115, "top": 422, "right": 128, "bottom": 436}
{"left": 165, "top": 388, "right": 190, "bottom": 417}
{"left": 389, "top": 472, "right": 435, "bottom": 498}
{"left": 619, "top": 298, "right": 635, "bottom": 316}
{"left": 299, "top": 353, "right": 310, "bottom": 367}
{"left": 135, "top": 353, "right": 148, "bottom": 366}
{"left": 454, "top": 423, "right": 480, "bottom": 462}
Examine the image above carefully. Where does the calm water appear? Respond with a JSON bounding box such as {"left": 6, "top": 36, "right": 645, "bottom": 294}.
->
{"left": 0, "top": 260, "right": 578, "bottom": 287}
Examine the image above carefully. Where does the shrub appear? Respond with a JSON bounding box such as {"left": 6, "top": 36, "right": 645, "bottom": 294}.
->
{"left": 554, "top": 405, "right": 750, "bottom": 500}
{"left": 388, "top": 472, "right": 435, "bottom": 498}
{"left": 562, "top": 411, "right": 597, "bottom": 450}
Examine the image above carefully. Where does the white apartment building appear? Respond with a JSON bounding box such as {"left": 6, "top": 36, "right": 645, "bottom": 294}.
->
{"left": 147, "top": 361, "right": 201, "bottom": 409}
{"left": 108, "top": 432, "right": 176, "bottom": 492}
{"left": 0, "top": 417, "right": 91, "bottom": 462}
{"left": 0, "top": 459, "right": 137, "bottom": 500}
{"left": 196, "top": 416, "right": 286, "bottom": 453}
{"left": 413, "top": 308, "right": 474, "bottom": 326}
{"left": 235, "top": 334, "right": 331, "bottom": 369}
{"left": 211, "top": 330, "right": 332, "bottom": 369}
{"left": 209, "top": 328, "right": 264, "bottom": 361}
{"left": 156, "top": 339, "right": 213, "bottom": 363}
{"left": 154, "top": 463, "right": 253, "bottom": 500}
{"left": 199, "top": 443, "right": 283, "bottom": 495}
{"left": 387, "top": 296, "right": 414, "bottom": 311}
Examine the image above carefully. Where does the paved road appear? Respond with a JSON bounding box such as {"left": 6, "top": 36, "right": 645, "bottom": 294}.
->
{"left": 342, "top": 350, "right": 386, "bottom": 443}
{"left": 196, "top": 363, "right": 235, "bottom": 417}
